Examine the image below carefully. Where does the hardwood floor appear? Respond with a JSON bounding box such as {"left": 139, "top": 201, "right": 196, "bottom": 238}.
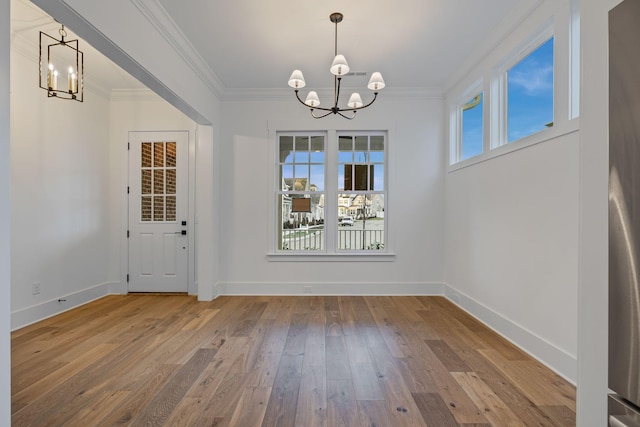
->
{"left": 11, "top": 295, "right": 576, "bottom": 426}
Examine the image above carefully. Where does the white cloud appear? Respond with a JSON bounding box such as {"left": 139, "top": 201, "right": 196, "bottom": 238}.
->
{"left": 509, "top": 63, "right": 553, "bottom": 95}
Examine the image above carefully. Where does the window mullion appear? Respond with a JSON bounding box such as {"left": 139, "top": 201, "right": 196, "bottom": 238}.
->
{"left": 325, "top": 129, "right": 338, "bottom": 252}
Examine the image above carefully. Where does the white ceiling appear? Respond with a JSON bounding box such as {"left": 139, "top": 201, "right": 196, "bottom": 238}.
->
{"left": 12, "top": 0, "right": 540, "bottom": 94}
{"left": 156, "top": 0, "right": 539, "bottom": 91}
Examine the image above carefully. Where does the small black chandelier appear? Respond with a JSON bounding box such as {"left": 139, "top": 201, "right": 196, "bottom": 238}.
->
{"left": 288, "top": 12, "right": 385, "bottom": 120}
{"left": 39, "top": 24, "right": 84, "bottom": 102}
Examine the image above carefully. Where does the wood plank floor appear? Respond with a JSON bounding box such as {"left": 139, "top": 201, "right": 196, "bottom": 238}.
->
{"left": 11, "top": 295, "right": 576, "bottom": 426}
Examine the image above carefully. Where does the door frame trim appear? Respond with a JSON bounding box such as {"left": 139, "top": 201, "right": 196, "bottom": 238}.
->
{"left": 122, "top": 130, "right": 196, "bottom": 295}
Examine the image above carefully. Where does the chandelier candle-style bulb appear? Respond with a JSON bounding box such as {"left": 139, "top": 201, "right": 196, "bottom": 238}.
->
{"left": 52, "top": 70, "right": 59, "bottom": 91}
{"left": 367, "top": 72, "right": 386, "bottom": 91}
{"left": 47, "top": 63, "right": 54, "bottom": 89}
{"left": 305, "top": 91, "right": 321, "bottom": 107}
{"left": 68, "top": 67, "right": 74, "bottom": 92}
{"left": 288, "top": 70, "right": 306, "bottom": 89}
{"left": 347, "top": 93, "right": 363, "bottom": 109}
{"left": 330, "top": 55, "right": 350, "bottom": 76}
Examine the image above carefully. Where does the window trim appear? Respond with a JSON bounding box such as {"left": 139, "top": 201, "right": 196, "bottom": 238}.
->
{"left": 267, "top": 123, "right": 395, "bottom": 261}
{"left": 449, "top": 79, "right": 484, "bottom": 165}
{"left": 492, "top": 20, "right": 555, "bottom": 149}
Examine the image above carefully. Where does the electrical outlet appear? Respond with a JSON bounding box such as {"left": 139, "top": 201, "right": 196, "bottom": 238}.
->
{"left": 32, "top": 282, "right": 41, "bottom": 295}
{"left": 303, "top": 286, "right": 312, "bottom": 294}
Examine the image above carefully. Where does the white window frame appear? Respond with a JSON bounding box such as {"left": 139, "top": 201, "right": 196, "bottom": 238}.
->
{"left": 267, "top": 126, "right": 394, "bottom": 261}
{"left": 491, "top": 20, "right": 555, "bottom": 149}
{"left": 449, "top": 79, "right": 484, "bottom": 165}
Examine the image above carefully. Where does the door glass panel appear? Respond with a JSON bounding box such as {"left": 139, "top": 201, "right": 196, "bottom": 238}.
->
{"left": 140, "top": 141, "right": 178, "bottom": 222}
{"left": 153, "top": 196, "right": 165, "bottom": 221}
{"left": 142, "top": 170, "right": 152, "bottom": 194}
{"left": 154, "top": 142, "right": 165, "bottom": 167}
{"left": 166, "top": 169, "right": 176, "bottom": 194}
{"left": 141, "top": 196, "right": 152, "bottom": 221}
{"left": 166, "top": 196, "right": 176, "bottom": 221}
{"left": 154, "top": 169, "right": 164, "bottom": 194}
{"left": 142, "top": 143, "right": 152, "bottom": 167}
{"left": 166, "top": 142, "right": 176, "bottom": 167}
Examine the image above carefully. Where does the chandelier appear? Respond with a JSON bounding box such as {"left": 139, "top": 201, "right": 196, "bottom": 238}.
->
{"left": 288, "top": 12, "right": 385, "bottom": 120}
{"left": 39, "top": 24, "right": 84, "bottom": 102}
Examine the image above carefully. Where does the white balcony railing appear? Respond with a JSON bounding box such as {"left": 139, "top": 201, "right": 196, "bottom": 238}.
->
{"left": 281, "top": 227, "right": 384, "bottom": 251}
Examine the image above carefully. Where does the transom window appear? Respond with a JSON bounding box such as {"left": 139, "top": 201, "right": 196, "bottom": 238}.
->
{"left": 449, "top": 23, "right": 557, "bottom": 166}
{"left": 507, "top": 36, "right": 554, "bottom": 143}
{"left": 461, "top": 92, "right": 484, "bottom": 161}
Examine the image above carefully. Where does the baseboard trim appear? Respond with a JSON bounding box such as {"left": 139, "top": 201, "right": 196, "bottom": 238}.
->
{"left": 11, "top": 282, "right": 114, "bottom": 331}
{"left": 442, "top": 283, "right": 577, "bottom": 384}
{"left": 214, "top": 281, "right": 445, "bottom": 296}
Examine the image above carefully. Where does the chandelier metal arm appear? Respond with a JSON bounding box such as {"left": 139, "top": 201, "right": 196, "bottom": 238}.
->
{"left": 294, "top": 89, "right": 379, "bottom": 119}
{"left": 310, "top": 109, "right": 335, "bottom": 119}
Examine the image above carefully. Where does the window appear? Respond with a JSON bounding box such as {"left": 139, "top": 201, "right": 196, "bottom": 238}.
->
{"left": 461, "top": 92, "right": 484, "bottom": 160}
{"left": 277, "top": 134, "right": 325, "bottom": 251}
{"left": 507, "top": 36, "right": 554, "bottom": 143}
{"left": 448, "top": 21, "right": 560, "bottom": 167}
{"left": 275, "top": 131, "right": 387, "bottom": 254}
{"left": 337, "top": 134, "right": 385, "bottom": 251}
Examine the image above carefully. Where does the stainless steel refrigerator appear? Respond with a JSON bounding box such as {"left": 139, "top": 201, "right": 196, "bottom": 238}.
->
{"left": 609, "top": 1, "right": 640, "bottom": 425}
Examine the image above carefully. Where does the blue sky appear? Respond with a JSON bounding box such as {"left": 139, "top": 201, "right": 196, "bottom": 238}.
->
{"left": 462, "top": 37, "right": 554, "bottom": 159}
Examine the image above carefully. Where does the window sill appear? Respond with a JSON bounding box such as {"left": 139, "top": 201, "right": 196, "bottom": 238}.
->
{"left": 266, "top": 253, "right": 396, "bottom": 262}
{"left": 448, "top": 117, "right": 580, "bottom": 173}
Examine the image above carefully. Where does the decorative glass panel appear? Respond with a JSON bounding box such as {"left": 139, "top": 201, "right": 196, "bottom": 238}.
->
{"left": 141, "top": 170, "right": 152, "bottom": 194}
{"left": 154, "top": 169, "right": 164, "bottom": 194}
{"left": 166, "top": 196, "right": 176, "bottom": 221}
{"left": 166, "top": 169, "right": 176, "bottom": 194}
{"left": 166, "top": 142, "right": 176, "bottom": 167}
{"left": 154, "top": 142, "right": 164, "bottom": 167}
{"left": 141, "top": 196, "right": 152, "bottom": 221}
{"left": 142, "top": 143, "right": 152, "bottom": 168}
{"left": 153, "top": 196, "right": 164, "bottom": 221}
{"left": 140, "top": 140, "right": 178, "bottom": 223}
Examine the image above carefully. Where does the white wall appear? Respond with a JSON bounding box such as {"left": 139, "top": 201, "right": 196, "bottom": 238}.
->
{"left": 444, "top": 133, "right": 579, "bottom": 377}
{"left": 108, "top": 90, "right": 198, "bottom": 294}
{"left": 443, "top": 0, "right": 579, "bottom": 382}
{"left": 10, "top": 35, "right": 113, "bottom": 328}
{"left": 218, "top": 93, "right": 445, "bottom": 293}
{"left": 1, "top": 0, "right": 12, "bottom": 421}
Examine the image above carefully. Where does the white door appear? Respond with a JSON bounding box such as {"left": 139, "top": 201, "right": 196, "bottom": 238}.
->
{"left": 128, "top": 131, "right": 189, "bottom": 292}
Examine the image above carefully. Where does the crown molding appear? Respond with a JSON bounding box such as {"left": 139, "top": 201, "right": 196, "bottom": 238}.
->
{"left": 129, "top": 0, "right": 225, "bottom": 99}
{"left": 110, "top": 88, "right": 156, "bottom": 101}
{"left": 223, "top": 86, "right": 443, "bottom": 103}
